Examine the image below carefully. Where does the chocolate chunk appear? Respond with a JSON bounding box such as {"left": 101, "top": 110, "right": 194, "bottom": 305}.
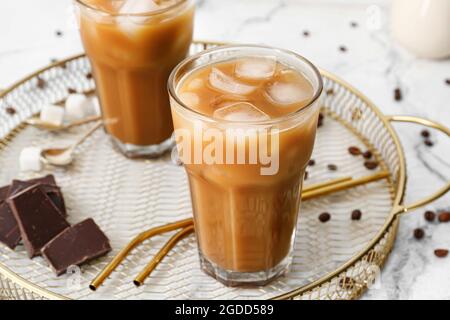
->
{"left": 42, "top": 218, "right": 111, "bottom": 276}
{"left": 0, "top": 201, "right": 21, "bottom": 249}
{"left": 10, "top": 175, "right": 66, "bottom": 216}
{"left": 7, "top": 186, "right": 69, "bottom": 258}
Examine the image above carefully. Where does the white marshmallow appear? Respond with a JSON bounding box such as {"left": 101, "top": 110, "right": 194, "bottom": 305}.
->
{"left": 40, "top": 105, "right": 65, "bottom": 126}
{"left": 19, "top": 147, "right": 43, "bottom": 172}
{"left": 65, "top": 94, "right": 95, "bottom": 121}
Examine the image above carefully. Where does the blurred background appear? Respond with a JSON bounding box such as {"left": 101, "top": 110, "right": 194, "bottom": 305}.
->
{"left": 1, "top": 0, "right": 449, "bottom": 299}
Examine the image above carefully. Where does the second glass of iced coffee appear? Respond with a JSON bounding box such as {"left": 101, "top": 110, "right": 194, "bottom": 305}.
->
{"left": 169, "top": 45, "right": 323, "bottom": 286}
{"left": 75, "top": 0, "right": 195, "bottom": 158}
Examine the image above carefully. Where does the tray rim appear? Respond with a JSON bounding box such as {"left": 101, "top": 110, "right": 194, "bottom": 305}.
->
{"left": 0, "top": 41, "right": 408, "bottom": 300}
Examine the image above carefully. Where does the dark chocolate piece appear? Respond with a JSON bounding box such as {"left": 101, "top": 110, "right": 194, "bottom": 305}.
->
{"left": 42, "top": 218, "right": 111, "bottom": 276}
{"left": 7, "top": 185, "right": 70, "bottom": 258}
{"left": 10, "top": 175, "right": 66, "bottom": 216}
{"left": 0, "top": 185, "right": 10, "bottom": 202}
{"left": 0, "top": 201, "right": 21, "bottom": 249}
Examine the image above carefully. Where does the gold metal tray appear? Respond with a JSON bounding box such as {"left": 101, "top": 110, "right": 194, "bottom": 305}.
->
{"left": 0, "top": 41, "right": 449, "bottom": 300}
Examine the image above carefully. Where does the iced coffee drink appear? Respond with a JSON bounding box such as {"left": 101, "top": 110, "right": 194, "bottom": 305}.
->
{"left": 75, "top": 0, "right": 195, "bottom": 157}
{"left": 169, "top": 45, "right": 323, "bottom": 285}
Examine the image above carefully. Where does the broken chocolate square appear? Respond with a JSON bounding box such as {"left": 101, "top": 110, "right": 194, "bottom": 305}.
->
{"left": 0, "top": 201, "right": 21, "bottom": 249}
{"left": 7, "top": 185, "right": 70, "bottom": 258}
{"left": 10, "top": 175, "right": 66, "bottom": 216}
{"left": 42, "top": 218, "right": 111, "bottom": 276}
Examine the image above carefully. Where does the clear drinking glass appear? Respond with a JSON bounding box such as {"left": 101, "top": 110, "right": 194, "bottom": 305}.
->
{"left": 168, "top": 45, "right": 323, "bottom": 286}
{"left": 74, "top": 0, "right": 195, "bottom": 158}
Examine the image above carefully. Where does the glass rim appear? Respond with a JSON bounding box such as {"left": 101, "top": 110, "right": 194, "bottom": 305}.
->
{"left": 168, "top": 44, "right": 324, "bottom": 126}
{"left": 74, "top": 0, "right": 190, "bottom": 17}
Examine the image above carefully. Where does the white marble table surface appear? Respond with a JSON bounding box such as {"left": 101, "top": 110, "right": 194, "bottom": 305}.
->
{"left": 1, "top": 0, "right": 449, "bottom": 300}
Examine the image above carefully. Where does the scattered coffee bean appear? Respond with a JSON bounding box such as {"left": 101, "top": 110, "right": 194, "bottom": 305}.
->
{"left": 362, "top": 150, "right": 372, "bottom": 159}
{"left": 348, "top": 146, "right": 362, "bottom": 156}
{"left": 421, "top": 129, "right": 430, "bottom": 138}
{"left": 327, "top": 164, "right": 338, "bottom": 171}
{"left": 413, "top": 228, "right": 425, "bottom": 240}
{"left": 326, "top": 89, "right": 334, "bottom": 96}
{"left": 86, "top": 72, "right": 93, "bottom": 79}
{"left": 317, "top": 113, "right": 324, "bottom": 127}
{"left": 339, "top": 277, "right": 355, "bottom": 289}
{"left": 394, "top": 88, "right": 402, "bottom": 101}
{"left": 364, "top": 161, "right": 378, "bottom": 170}
{"left": 424, "top": 210, "right": 436, "bottom": 222}
{"left": 319, "top": 212, "right": 331, "bottom": 223}
{"left": 351, "top": 209, "right": 362, "bottom": 221}
{"left": 434, "top": 249, "right": 449, "bottom": 258}
{"left": 5, "top": 107, "right": 16, "bottom": 115}
{"left": 67, "top": 88, "right": 77, "bottom": 94}
{"left": 37, "top": 77, "right": 46, "bottom": 89}
{"left": 438, "top": 212, "right": 450, "bottom": 223}
{"left": 339, "top": 45, "right": 347, "bottom": 53}
{"left": 304, "top": 171, "right": 309, "bottom": 180}
{"left": 302, "top": 30, "right": 310, "bottom": 37}
{"left": 55, "top": 30, "right": 63, "bottom": 37}
{"left": 445, "top": 78, "right": 450, "bottom": 85}
{"left": 308, "top": 159, "right": 315, "bottom": 166}
{"left": 424, "top": 139, "right": 434, "bottom": 147}
{"left": 350, "top": 21, "right": 358, "bottom": 28}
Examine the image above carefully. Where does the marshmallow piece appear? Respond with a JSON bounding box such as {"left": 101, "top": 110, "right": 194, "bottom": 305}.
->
{"left": 40, "top": 105, "right": 65, "bottom": 126}
{"left": 65, "top": 94, "right": 95, "bottom": 121}
{"left": 20, "top": 147, "right": 43, "bottom": 172}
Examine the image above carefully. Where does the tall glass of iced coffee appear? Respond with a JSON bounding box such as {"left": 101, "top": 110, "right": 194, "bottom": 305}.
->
{"left": 74, "top": 0, "right": 195, "bottom": 158}
{"left": 169, "top": 45, "right": 323, "bottom": 286}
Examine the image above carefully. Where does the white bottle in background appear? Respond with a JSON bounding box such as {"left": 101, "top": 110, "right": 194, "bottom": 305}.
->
{"left": 391, "top": 0, "right": 450, "bottom": 59}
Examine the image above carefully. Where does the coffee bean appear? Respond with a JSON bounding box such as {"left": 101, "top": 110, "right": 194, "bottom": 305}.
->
{"left": 308, "top": 159, "right": 315, "bottom": 166}
{"left": 326, "top": 89, "right": 334, "bottom": 96}
{"left": 86, "top": 72, "right": 93, "bottom": 79}
{"left": 304, "top": 171, "right": 309, "bottom": 181}
{"left": 362, "top": 150, "right": 372, "bottom": 159}
{"left": 394, "top": 88, "right": 402, "bottom": 101}
{"left": 434, "top": 249, "right": 449, "bottom": 258}
{"left": 421, "top": 130, "right": 430, "bottom": 138}
{"left": 339, "top": 45, "right": 347, "bottom": 52}
{"left": 438, "top": 212, "right": 450, "bottom": 223}
{"left": 350, "top": 21, "right": 358, "bottom": 28}
{"left": 348, "top": 146, "right": 362, "bottom": 156}
{"left": 424, "top": 210, "right": 436, "bottom": 222}
{"left": 413, "top": 228, "right": 425, "bottom": 240}
{"left": 5, "top": 107, "right": 16, "bottom": 115}
{"left": 319, "top": 212, "right": 331, "bottom": 223}
{"left": 55, "top": 30, "right": 63, "bottom": 37}
{"left": 424, "top": 139, "right": 434, "bottom": 147}
{"left": 351, "top": 209, "right": 362, "bottom": 221}
{"left": 364, "top": 161, "right": 378, "bottom": 170}
{"left": 37, "top": 77, "right": 46, "bottom": 89}
{"left": 302, "top": 30, "right": 310, "bottom": 37}
{"left": 318, "top": 113, "right": 324, "bottom": 121}
{"left": 327, "top": 164, "right": 338, "bottom": 171}
{"left": 445, "top": 79, "right": 450, "bottom": 85}
{"left": 68, "top": 88, "right": 77, "bottom": 94}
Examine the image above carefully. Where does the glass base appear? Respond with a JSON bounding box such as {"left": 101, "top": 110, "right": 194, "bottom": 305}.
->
{"left": 199, "top": 253, "right": 292, "bottom": 287}
{"left": 110, "top": 135, "right": 174, "bottom": 159}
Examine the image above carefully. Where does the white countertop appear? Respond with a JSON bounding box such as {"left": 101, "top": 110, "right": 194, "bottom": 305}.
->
{"left": 1, "top": 0, "right": 449, "bottom": 300}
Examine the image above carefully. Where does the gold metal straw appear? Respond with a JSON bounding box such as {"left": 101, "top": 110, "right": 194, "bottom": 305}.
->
{"left": 89, "top": 218, "right": 194, "bottom": 291}
{"left": 133, "top": 225, "right": 195, "bottom": 287}
{"left": 90, "top": 170, "right": 390, "bottom": 290}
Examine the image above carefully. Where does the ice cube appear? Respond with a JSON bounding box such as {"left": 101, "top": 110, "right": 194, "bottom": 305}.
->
{"left": 266, "top": 82, "right": 311, "bottom": 106}
{"left": 40, "top": 105, "right": 65, "bottom": 126}
{"left": 117, "top": 0, "right": 159, "bottom": 36}
{"left": 65, "top": 94, "right": 95, "bottom": 121}
{"left": 186, "top": 78, "right": 204, "bottom": 91}
{"left": 209, "top": 68, "right": 256, "bottom": 95}
{"left": 235, "top": 56, "right": 276, "bottom": 80}
{"left": 179, "top": 92, "right": 200, "bottom": 108}
{"left": 213, "top": 102, "right": 270, "bottom": 122}
{"left": 20, "top": 147, "right": 43, "bottom": 172}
